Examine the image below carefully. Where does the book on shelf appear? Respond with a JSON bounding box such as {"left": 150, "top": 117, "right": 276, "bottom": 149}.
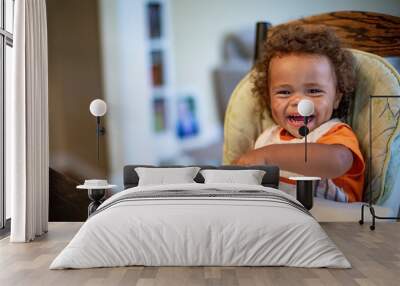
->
{"left": 153, "top": 97, "right": 167, "bottom": 132}
{"left": 151, "top": 50, "right": 164, "bottom": 86}
{"left": 147, "top": 2, "right": 162, "bottom": 39}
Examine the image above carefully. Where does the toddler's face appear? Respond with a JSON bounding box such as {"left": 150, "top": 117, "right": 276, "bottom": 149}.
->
{"left": 268, "top": 53, "right": 341, "bottom": 138}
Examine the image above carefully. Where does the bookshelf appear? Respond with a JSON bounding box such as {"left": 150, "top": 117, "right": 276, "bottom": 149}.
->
{"left": 146, "top": 0, "right": 179, "bottom": 163}
{"left": 99, "top": 0, "right": 221, "bottom": 175}
{"left": 145, "top": 0, "right": 219, "bottom": 165}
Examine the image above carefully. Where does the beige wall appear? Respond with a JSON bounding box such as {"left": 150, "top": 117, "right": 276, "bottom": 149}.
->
{"left": 170, "top": 0, "right": 400, "bottom": 137}
{"left": 47, "top": 0, "right": 109, "bottom": 181}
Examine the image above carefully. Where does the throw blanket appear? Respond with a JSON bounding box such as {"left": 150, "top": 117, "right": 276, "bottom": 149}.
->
{"left": 91, "top": 188, "right": 312, "bottom": 218}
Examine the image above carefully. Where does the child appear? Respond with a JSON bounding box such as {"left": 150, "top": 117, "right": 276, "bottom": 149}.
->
{"left": 233, "top": 24, "right": 365, "bottom": 203}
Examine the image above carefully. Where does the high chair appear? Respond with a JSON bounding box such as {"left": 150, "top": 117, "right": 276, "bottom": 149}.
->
{"left": 223, "top": 11, "right": 400, "bottom": 222}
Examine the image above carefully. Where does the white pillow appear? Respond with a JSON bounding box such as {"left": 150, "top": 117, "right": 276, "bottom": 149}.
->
{"left": 135, "top": 167, "right": 201, "bottom": 186}
{"left": 200, "top": 169, "right": 266, "bottom": 185}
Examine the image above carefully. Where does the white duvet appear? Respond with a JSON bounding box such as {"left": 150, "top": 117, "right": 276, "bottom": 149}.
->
{"left": 50, "top": 183, "right": 350, "bottom": 269}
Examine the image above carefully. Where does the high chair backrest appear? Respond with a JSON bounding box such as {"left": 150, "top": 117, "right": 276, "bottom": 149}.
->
{"left": 223, "top": 11, "right": 400, "bottom": 205}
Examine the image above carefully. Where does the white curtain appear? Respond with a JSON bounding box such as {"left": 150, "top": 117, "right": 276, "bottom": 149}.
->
{"left": 8, "top": 0, "right": 49, "bottom": 242}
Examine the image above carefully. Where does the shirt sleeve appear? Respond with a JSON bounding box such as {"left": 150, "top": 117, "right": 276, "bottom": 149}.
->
{"left": 316, "top": 123, "right": 366, "bottom": 202}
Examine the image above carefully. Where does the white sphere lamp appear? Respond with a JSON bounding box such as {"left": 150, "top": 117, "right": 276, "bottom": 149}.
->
{"left": 90, "top": 99, "right": 107, "bottom": 117}
{"left": 298, "top": 99, "right": 314, "bottom": 117}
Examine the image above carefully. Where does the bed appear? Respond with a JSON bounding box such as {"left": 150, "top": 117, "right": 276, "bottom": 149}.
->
{"left": 50, "top": 165, "right": 350, "bottom": 269}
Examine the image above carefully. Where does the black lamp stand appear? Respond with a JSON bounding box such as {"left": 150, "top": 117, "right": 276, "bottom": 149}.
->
{"left": 88, "top": 189, "right": 106, "bottom": 216}
{"left": 296, "top": 180, "right": 314, "bottom": 210}
{"left": 86, "top": 117, "right": 107, "bottom": 217}
{"left": 293, "top": 116, "right": 316, "bottom": 210}
{"left": 96, "top": 116, "right": 106, "bottom": 162}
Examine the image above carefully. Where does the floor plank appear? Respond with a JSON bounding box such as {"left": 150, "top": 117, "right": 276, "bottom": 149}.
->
{"left": 0, "top": 222, "right": 399, "bottom": 286}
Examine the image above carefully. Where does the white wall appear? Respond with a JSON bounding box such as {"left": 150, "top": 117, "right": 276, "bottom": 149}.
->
{"left": 99, "top": 0, "right": 158, "bottom": 188}
{"left": 170, "top": 0, "right": 400, "bottom": 142}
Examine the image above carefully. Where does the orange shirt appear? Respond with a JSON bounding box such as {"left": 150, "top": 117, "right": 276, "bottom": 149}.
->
{"left": 279, "top": 123, "right": 365, "bottom": 202}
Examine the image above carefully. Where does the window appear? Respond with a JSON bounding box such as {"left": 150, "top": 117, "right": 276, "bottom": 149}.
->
{"left": 0, "top": 0, "right": 14, "bottom": 230}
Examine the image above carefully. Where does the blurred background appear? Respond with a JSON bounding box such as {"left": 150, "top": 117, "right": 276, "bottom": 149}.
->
{"left": 46, "top": 0, "right": 400, "bottom": 220}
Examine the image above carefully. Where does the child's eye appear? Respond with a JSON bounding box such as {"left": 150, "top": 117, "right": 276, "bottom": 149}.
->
{"left": 308, "top": 89, "right": 323, "bottom": 94}
{"left": 276, "top": 90, "right": 291, "bottom": 96}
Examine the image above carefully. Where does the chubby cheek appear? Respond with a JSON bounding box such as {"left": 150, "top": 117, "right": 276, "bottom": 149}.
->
{"left": 315, "top": 100, "right": 334, "bottom": 122}
{"left": 270, "top": 99, "right": 286, "bottom": 125}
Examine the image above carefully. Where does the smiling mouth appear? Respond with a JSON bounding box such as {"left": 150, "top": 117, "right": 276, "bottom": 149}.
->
{"left": 286, "top": 115, "right": 315, "bottom": 127}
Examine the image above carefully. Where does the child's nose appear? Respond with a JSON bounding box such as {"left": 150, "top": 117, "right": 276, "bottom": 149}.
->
{"left": 289, "top": 93, "right": 307, "bottom": 107}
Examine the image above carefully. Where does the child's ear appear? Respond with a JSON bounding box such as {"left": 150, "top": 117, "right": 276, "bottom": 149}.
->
{"left": 333, "top": 92, "right": 343, "bottom": 109}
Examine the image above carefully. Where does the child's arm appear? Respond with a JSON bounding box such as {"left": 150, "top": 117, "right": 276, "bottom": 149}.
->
{"left": 233, "top": 143, "right": 353, "bottom": 178}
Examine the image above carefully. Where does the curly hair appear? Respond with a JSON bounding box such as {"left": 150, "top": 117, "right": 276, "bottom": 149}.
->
{"left": 251, "top": 24, "right": 356, "bottom": 121}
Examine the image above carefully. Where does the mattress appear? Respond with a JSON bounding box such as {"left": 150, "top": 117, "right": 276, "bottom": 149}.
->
{"left": 50, "top": 183, "right": 350, "bottom": 269}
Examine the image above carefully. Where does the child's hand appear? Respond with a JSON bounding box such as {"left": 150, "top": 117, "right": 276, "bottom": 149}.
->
{"left": 233, "top": 149, "right": 266, "bottom": 166}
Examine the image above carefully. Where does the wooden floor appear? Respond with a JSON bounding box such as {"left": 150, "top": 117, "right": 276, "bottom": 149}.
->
{"left": 0, "top": 222, "right": 399, "bottom": 286}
